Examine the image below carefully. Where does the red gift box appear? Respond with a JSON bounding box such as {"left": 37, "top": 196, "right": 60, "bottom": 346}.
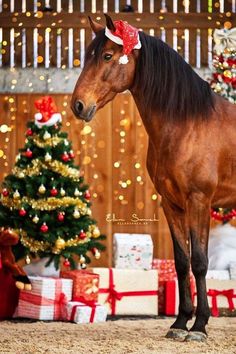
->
{"left": 154, "top": 259, "right": 195, "bottom": 315}
{"left": 0, "top": 269, "right": 19, "bottom": 319}
{"left": 60, "top": 270, "right": 99, "bottom": 302}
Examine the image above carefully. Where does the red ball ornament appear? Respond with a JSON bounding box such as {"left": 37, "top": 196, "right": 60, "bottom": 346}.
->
{"left": 2, "top": 188, "right": 9, "bottom": 197}
{"left": 79, "top": 230, "right": 86, "bottom": 239}
{"left": 25, "top": 148, "right": 33, "bottom": 158}
{"left": 61, "top": 152, "right": 70, "bottom": 162}
{"left": 40, "top": 223, "right": 48, "bottom": 233}
{"left": 63, "top": 259, "right": 70, "bottom": 267}
{"left": 50, "top": 187, "right": 58, "bottom": 196}
{"left": 91, "top": 247, "right": 97, "bottom": 255}
{"left": 26, "top": 128, "right": 33, "bottom": 136}
{"left": 69, "top": 150, "right": 75, "bottom": 159}
{"left": 57, "top": 212, "right": 65, "bottom": 221}
{"left": 19, "top": 208, "right": 27, "bottom": 216}
{"left": 84, "top": 190, "right": 91, "bottom": 200}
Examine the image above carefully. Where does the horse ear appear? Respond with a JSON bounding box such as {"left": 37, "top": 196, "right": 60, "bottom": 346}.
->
{"left": 104, "top": 14, "right": 116, "bottom": 32}
{"left": 88, "top": 16, "right": 104, "bottom": 34}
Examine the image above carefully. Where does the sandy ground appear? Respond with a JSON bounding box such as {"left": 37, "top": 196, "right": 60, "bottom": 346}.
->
{"left": 0, "top": 317, "right": 235, "bottom": 354}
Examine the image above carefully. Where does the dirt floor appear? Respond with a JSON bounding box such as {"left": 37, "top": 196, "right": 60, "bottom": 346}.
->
{"left": 0, "top": 317, "right": 235, "bottom": 354}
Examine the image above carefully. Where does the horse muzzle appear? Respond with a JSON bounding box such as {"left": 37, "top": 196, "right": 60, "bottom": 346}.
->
{"left": 71, "top": 100, "right": 97, "bottom": 122}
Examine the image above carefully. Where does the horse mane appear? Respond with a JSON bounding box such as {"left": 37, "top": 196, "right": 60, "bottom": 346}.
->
{"left": 86, "top": 29, "right": 215, "bottom": 121}
{"left": 134, "top": 31, "right": 215, "bottom": 120}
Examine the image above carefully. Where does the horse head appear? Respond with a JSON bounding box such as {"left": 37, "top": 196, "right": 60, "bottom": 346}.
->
{"left": 71, "top": 14, "right": 140, "bottom": 121}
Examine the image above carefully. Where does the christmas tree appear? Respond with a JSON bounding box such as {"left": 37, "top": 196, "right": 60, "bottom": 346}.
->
{"left": 211, "top": 28, "right": 236, "bottom": 222}
{"left": 0, "top": 96, "right": 105, "bottom": 269}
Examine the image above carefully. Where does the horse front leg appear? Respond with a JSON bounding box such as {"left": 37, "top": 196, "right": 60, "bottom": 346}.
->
{"left": 185, "top": 192, "right": 211, "bottom": 342}
{"left": 162, "top": 197, "right": 193, "bottom": 340}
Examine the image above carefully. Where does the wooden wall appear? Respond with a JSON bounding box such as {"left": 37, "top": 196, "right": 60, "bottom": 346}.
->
{"left": 0, "top": 93, "right": 174, "bottom": 266}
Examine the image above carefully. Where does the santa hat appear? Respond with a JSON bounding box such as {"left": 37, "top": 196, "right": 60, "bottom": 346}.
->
{"left": 105, "top": 20, "right": 141, "bottom": 64}
{"left": 34, "top": 96, "right": 62, "bottom": 128}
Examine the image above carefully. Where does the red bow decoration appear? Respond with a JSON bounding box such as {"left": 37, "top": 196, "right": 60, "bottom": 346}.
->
{"left": 35, "top": 96, "right": 58, "bottom": 123}
{"left": 208, "top": 289, "right": 235, "bottom": 317}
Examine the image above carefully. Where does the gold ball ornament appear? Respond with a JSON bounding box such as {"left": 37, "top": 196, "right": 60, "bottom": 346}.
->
{"left": 45, "top": 152, "right": 52, "bottom": 162}
{"left": 38, "top": 184, "right": 46, "bottom": 194}
{"left": 73, "top": 208, "right": 80, "bottom": 218}
{"left": 223, "top": 70, "right": 232, "bottom": 78}
{"left": 43, "top": 131, "right": 51, "bottom": 140}
{"left": 32, "top": 215, "right": 39, "bottom": 223}
{"left": 79, "top": 255, "right": 86, "bottom": 264}
{"left": 95, "top": 250, "right": 101, "bottom": 259}
{"left": 25, "top": 255, "right": 31, "bottom": 264}
{"left": 81, "top": 263, "right": 87, "bottom": 269}
{"left": 18, "top": 172, "right": 25, "bottom": 178}
{"left": 223, "top": 61, "right": 229, "bottom": 68}
{"left": 92, "top": 227, "right": 100, "bottom": 238}
{"left": 55, "top": 237, "right": 66, "bottom": 250}
{"left": 86, "top": 209, "right": 92, "bottom": 216}
{"left": 60, "top": 188, "right": 66, "bottom": 196}
{"left": 15, "top": 154, "right": 21, "bottom": 162}
{"left": 74, "top": 188, "right": 80, "bottom": 197}
{"left": 13, "top": 190, "right": 20, "bottom": 199}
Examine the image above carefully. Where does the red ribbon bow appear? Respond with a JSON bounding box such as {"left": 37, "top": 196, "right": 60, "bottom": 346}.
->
{"left": 99, "top": 268, "right": 158, "bottom": 315}
{"left": 70, "top": 297, "right": 97, "bottom": 323}
{"left": 34, "top": 96, "right": 58, "bottom": 123}
{"left": 207, "top": 289, "right": 235, "bottom": 317}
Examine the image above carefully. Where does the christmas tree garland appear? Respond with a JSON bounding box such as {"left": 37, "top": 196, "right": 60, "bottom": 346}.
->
{"left": 13, "top": 159, "right": 81, "bottom": 181}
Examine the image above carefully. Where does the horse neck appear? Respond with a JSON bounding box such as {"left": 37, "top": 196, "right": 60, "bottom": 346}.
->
{"left": 130, "top": 90, "right": 163, "bottom": 140}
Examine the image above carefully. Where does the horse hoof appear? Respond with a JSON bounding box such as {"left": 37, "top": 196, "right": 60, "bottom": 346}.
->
{"left": 24, "top": 283, "right": 32, "bottom": 291}
{"left": 166, "top": 328, "right": 188, "bottom": 340}
{"left": 15, "top": 281, "right": 25, "bottom": 290}
{"left": 185, "top": 331, "right": 207, "bottom": 342}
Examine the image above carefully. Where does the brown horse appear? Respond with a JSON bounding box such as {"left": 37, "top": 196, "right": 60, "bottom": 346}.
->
{"left": 71, "top": 15, "right": 236, "bottom": 341}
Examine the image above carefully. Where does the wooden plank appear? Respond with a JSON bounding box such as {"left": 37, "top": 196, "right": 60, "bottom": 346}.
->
{"left": 2, "top": 28, "right": 10, "bottom": 66}
{"left": 177, "top": 29, "right": 185, "bottom": 61}
{"left": 84, "top": 0, "right": 92, "bottom": 12}
{"left": 1, "top": 12, "right": 235, "bottom": 30}
{"left": 14, "top": 27, "right": 23, "bottom": 66}
{"left": 60, "top": 27, "right": 68, "bottom": 67}
{"left": 25, "top": 28, "right": 34, "bottom": 67}
{"left": 107, "top": 0, "right": 116, "bottom": 12}
{"left": 200, "top": 28, "right": 208, "bottom": 67}
{"left": 49, "top": 28, "right": 57, "bottom": 67}
{"left": 2, "top": 0, "right": 11, "bottom": 12}
{"left": 189, "top": 28, "right": 196, "bottom": 67}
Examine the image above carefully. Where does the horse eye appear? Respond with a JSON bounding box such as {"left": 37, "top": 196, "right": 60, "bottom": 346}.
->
{"left": 103, "top": 53, "right": 113, "bottom": 62}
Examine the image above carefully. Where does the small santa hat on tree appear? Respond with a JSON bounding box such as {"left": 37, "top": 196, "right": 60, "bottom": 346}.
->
{"left": 105, "top": 20, "right": 141, "bottom": 64}
{"left": 34, "top": 96, "right": 62, "bottom": 128}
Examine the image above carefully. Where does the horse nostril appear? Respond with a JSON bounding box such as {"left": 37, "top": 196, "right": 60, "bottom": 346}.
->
{"left": 74, "top": 100, "right": 84, "bottom": 116}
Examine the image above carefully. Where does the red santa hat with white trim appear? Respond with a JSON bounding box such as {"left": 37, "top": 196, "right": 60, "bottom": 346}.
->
{"left": 105, "top": 20, "right": 141, "bottom": 64}
{"left": 34, "top": 96, "right": 62, "bottom": 128}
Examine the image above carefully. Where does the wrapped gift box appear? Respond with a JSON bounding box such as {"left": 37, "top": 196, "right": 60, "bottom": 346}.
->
{"left": 152, "top": 259, "right": 176, "bottom": 273}
{"left": 154, "top": 260, "right": 195, "bottom": 315}
{"left": 17, "top": 276, "right": 73, "bottom": 320}
{"left": 160, "top": 275, "right": 195, "bottom": 316}
{"left": 229, "top": 262, "right": 236, "bottom": 280}
{"left": 113, "top": 233, "right": 153, "bottom": 270}
{"left": 89, "top": 268, "right": 158, "bottom": 316}
{"left": 60, "top": 270, "right": 99, "bottom": 302}
{"left": 0, "top": 269, "right": 19, "bottom": 320}
{"left": 206, "top": 270, "right": 230, "bottom": 280}
{"left": 194, "top": 279, "right": 236, "bottom": 317}
{"left": 63, "top": 301, "right": 107, "bottom": 324}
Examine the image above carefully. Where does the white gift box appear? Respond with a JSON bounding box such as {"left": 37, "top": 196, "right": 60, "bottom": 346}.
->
{"left": 229, "top": 262, "right": 236, "bottom": 280}
{"left": 17, "top": 276, "right": 73, "bottom": 320}
{"left": 23, "top": 257, "right": 59, "bottom": 277}
{"left": 194, "top": 279, "right": 236, "bottom": 316}
{"left": 64, "top": 301, "right": 107, "bottom": 323}
{"left": 206, "top": 270, "right": 230, "bottom": 280}
{"left": 89, "top": 268, "right": 158, "bottom": 316}
{"left": 113, "top": 233, "right": 153, "bottom": 270}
